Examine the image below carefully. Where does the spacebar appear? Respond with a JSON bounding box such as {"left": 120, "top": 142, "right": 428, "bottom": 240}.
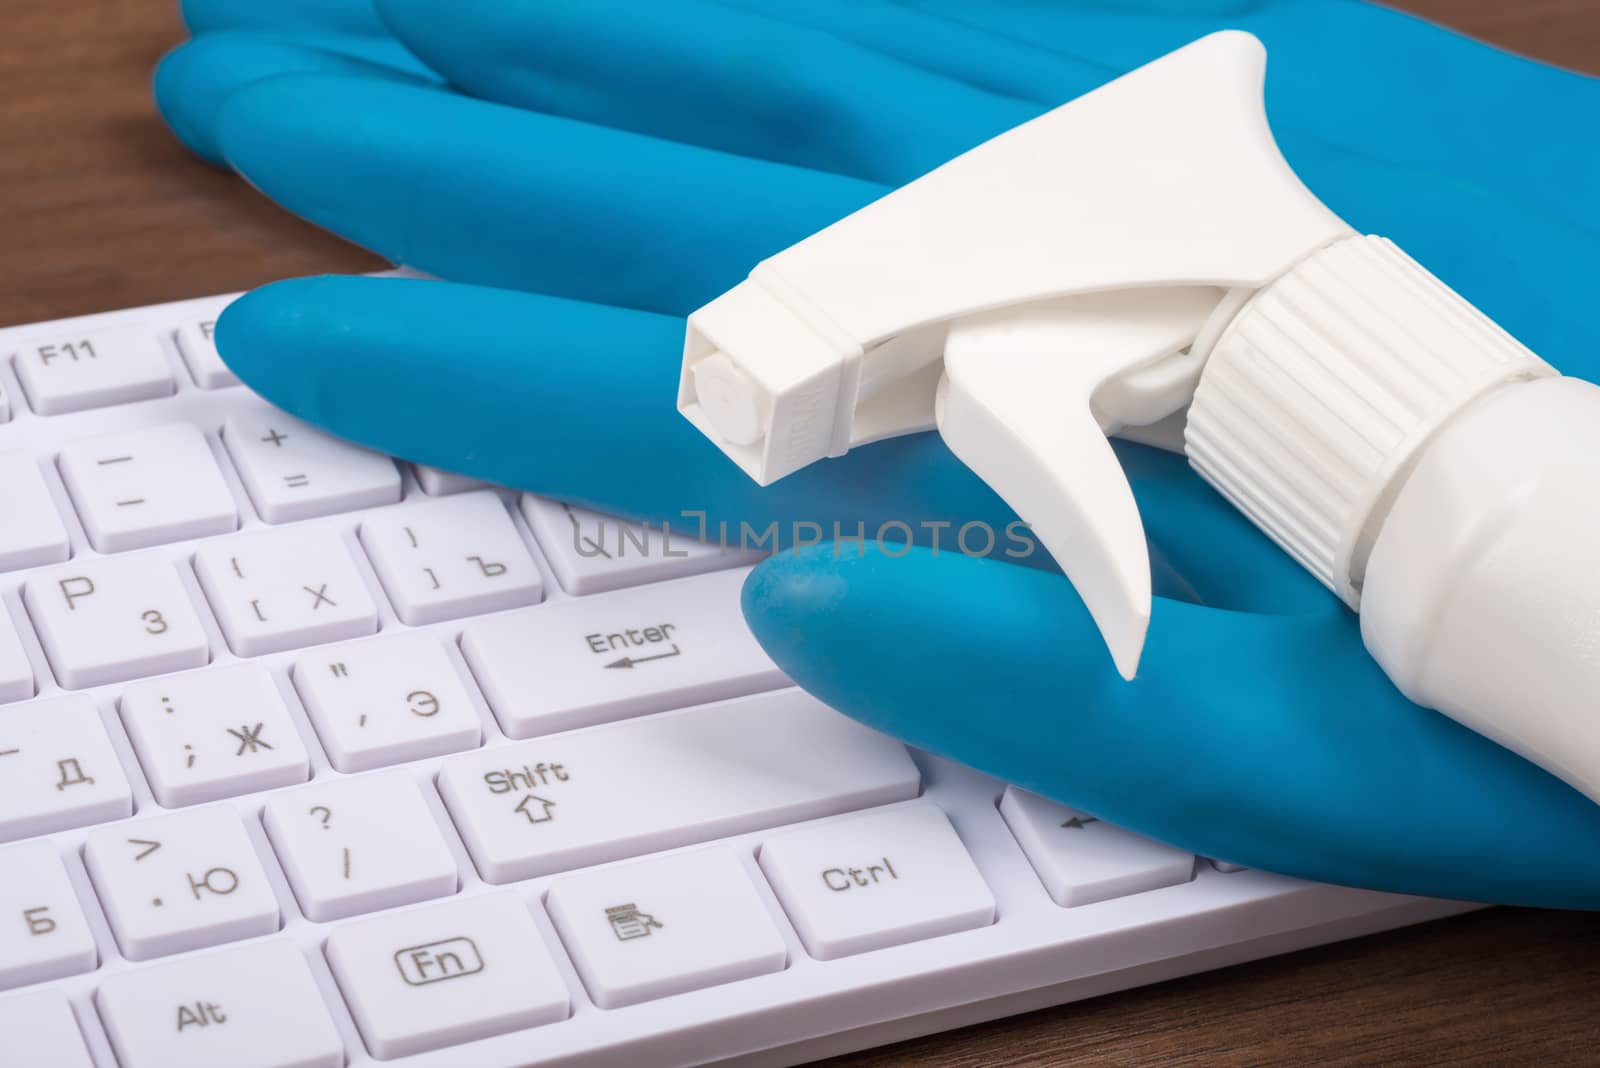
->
{"left": 437, "top": 690, "right": 922, "bottom": 882}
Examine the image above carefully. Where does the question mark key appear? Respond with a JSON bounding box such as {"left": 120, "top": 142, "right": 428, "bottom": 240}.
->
{"left": 262, "top": 771, "right": 458, "bottom": 922}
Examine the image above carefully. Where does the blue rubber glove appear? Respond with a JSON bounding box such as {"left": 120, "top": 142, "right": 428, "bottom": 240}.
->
{"left": 154, "top": 0, "right": 1600, "bottom": 907}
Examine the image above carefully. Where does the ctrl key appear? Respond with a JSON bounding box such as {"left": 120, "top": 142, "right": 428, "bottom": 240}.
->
{"left": 96, "top": 939, "right": 343, "bottom": 1068}
{"left": 326, "top": 890, "right": 569, "bottom": 1059}
{"left": 759, "top": 802, "right": 996, "bottom": 960}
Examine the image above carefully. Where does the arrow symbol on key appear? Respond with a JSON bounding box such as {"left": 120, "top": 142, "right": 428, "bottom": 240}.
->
{"left": 1060, "top": 817, "right": 1100, "bottom": 830}
{"left": 129, "top": 838, "right": 162, "bottom": 861}
{"left": 514, "top": 795, "right": 557, "bottom": 824}
{"left": 604, "top": 645, "right": 682, "bottom": 670}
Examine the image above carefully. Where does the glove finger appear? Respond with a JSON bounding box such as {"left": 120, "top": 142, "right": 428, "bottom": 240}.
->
{"left": 214, "top": 275, "right": 1020, "bottom": 538}
{"left": 894, "top": 0, "right": 1600, "bottom": 235}
{"left": 208, "top": 70, "right": 1600, "bottom": 385}
{"left": 210, "top": 73, "right": 881, "bottom": 312}
{"left": 742, "top": 543, "right": 1600, "bottom": 909}
{"left": 156, "top": 33, "right": 436, "bottom": 164}
{"left": 181, "top": 0, "right": 389, "bottom": 37}
{"left": 180, "top": 28, "right": 1599, "bottom": 378}
{"left": 217, "top": 274, "right": 1343, "bottom": 616}
{"left": 713, "top": 0, "right": 1116, "bottom": 104}
{"left": 374, "top": 0, "right": 1039, "bottom": 184}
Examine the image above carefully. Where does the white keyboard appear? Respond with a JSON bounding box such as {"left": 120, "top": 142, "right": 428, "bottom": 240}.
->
{"left": 0, "top": 291, "right": 1473, "bottom": 1068}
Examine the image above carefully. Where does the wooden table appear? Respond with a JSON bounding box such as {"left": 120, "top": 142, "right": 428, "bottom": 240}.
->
{"left": 3, "top": 3, "right": 1598, "bottom": 1064}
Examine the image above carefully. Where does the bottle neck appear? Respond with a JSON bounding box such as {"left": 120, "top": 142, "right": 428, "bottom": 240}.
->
{"left": 1183, "top": 234, "right": 1553, "bottom": 607}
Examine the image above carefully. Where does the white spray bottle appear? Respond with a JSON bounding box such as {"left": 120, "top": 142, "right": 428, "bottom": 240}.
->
{"left": 678, "top": 32, "right": 1600, "bottom": 802}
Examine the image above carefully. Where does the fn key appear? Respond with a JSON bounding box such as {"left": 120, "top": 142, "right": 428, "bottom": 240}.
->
{"left": 326, "top": 891, "right": 569, "bottom": 1058}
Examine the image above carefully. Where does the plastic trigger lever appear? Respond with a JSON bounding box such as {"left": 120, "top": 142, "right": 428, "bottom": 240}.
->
{"left": 937, "top": 288, "right": 1222, "bottom": 678}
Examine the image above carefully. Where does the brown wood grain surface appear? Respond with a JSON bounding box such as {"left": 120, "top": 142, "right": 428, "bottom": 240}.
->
{"left": 1, "top": 2, "right": 1598, "bottom": 1065}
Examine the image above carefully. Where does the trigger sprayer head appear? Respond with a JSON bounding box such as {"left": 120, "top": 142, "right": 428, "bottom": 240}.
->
{"left": 678, "top": 30, "right": 1351, "bottom": 675}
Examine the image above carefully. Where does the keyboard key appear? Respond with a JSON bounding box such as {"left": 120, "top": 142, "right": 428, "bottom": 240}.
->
{"left": 263, "top": 771, "right": 458, "bottom": 922}
{"left": 97, "top": 939, "right": 343, "bottom": 1068}
{"left": 174, "top": 308, "right": 241, "bottom": 389}
{"left": 413, "top": 464, "right": 484, "bottom": 496}
{"left": 23, "top": 550, "right": 210, "bottom": 688}
{"left": 359, "top": 493, "right": 542, "bottom": 624}
{"left": 522, "top": 495, "right": 762, "bottom": 595}
{"left": 0, "top": 607, "right": 33, "bottom": 702}
{"left": 292, "top": 632, "right": 482, "bottom": 772}
{"left": 999, "top": 787, "right": 1195, "bottom": 907}
{"left": 546, "top": 848, "right": 786, "bottom": 1008}
{"left": 438, "top": 689, "right": 920, "bottom": 883}
{"left": 0, "top": 695, "right": 133, "bottom": 842}
{"left": 325, "top": 890, "right": 569, "bottom": 1059}
{"left": 0, "top": 449, "right": 70, "bottom": 572}
{"left": 84, "top": 806, "right": 280, "bottom": 960}
{"left": 0, "top": 840, "right": 97, "bottom": 990}
{"left": 193, "top": 526, "right": 379, "bottom": 656}
{"left": 0, "top": 990, "right": 93, "bottom": 1067}
{"left": 461, "top": 566, "right": 786, "bottom": 737}
{"left": 57, "top": 423, "right": 238, "bottom": 552}
{"left": 759, "top": 803, "right": 995, "bottom": 960}
{"left": 120, "top": 664, "right": 310, "bottom": 807}
{"left": 223, "top": 404, "right": 401, "bottom": 522}
{"left": 9, "top": 324, "right": 176, "bottom": 415}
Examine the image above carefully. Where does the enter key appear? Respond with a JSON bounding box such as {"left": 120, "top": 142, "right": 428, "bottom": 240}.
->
{"left": 461, "top": 566, "right": 787, "bottom": 736}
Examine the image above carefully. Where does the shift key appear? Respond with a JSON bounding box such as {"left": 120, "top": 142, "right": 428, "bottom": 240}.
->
{"left": 437, "top": 689, "right": 922, "bottom": 883}
{"left": 461, "top": 566, "right": 786, "bottom": 736}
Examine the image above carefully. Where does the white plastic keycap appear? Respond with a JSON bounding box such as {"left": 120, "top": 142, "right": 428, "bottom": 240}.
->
{"left": 223, "top": 404, "right": 401, "bottom": 522}
{"left": 759, "top": 803, "right": 995, "bottom": 960}
{"left": 461, "top": 566, "right": 786, "bottom": 737}
{"left": 292, "top": 631, "right": 482, "bottom": 772}
{"left": 57, "top": 423, "right": 237, "bottom": 552}
{"left": 9, "top": 324, "right": 176, "bottom": 414}
{"left": 0, "top": 840, "right": 98, "bottom": 990}
{"left": 522, "top": 495, "right": 762, "bottom": 595}
{"left": 120, "top": 663, "right": 310, "bottom": 806}
{"left": 96, "top": 938, "right": 344, "bottom": 1068}
{"left": 263, "top": 771, "right": 458, "bottom": 921}
{"left": 23, "top": 550, "right": 210, "bottom": 688}
{"left": 359, "top": 492, "right": 542, "bottom": 624}
{"left": 174, "top": 308, "right": 240, "bottom": 389}
{"left": 84, "top": 805, "right": 280, "bottom": 959}
{"left": 0, "top": 606, "right": 33, "bottom": 702}
{"left": 546, "top": 848, "right": 787, "bottom": 1008}
{"left": 294, "top": 629, "right": 476, "bottom": 770}
{"left": 325, "top": 890, "right": 570, "bottom": 1059}
{"left": 0, "top": 695, "right": 133, "bottom": 841}
{"left": 438, "top": 689, "right": 920, "bottom": 883}
{"left": 1000, "top": 787, "right": 1195, "bottom": 907}
{"left": 0, "top": 449, "right": 70, "bottom": 572}
{"left": 193, "top": 526, "right": 379, "bottom": 656}
{"left": 0, "top": 989, "right": 94, "bottom": 1067}
{"left": 413, "top": 464, "right": 485, "bottom": 496}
